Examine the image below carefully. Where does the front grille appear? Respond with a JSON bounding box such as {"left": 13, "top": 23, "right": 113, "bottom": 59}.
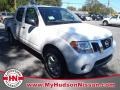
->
{"left": 94, "top": 54, "right": 112, "bottom": 68}
{"left": 91, "top": 37, "right": 112, "bottom": 52}
{"left": 91, "top": 42, "right": 100, "bottom": 52}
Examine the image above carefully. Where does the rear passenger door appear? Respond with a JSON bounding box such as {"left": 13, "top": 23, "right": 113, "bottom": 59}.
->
{"left": 15, "top": 8, "right": 25, "bottom": 38}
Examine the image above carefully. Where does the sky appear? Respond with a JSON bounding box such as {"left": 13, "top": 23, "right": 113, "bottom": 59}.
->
{"left": 62, "top": 0, "right": 120, "bottom": 12}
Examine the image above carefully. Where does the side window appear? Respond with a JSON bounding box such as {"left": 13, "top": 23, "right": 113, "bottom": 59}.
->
{"left": 16, "top": 8, "right": 25, "bottom": 22}
{"left": 25, "top": 8, "right": 38, "bottom": 26}
{"left": 111, "top": 15, "right": 118, "bottom": 19}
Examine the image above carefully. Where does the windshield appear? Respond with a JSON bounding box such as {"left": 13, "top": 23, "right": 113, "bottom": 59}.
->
{"left": 38, "top": 7, "right": 81, "bottom": 25}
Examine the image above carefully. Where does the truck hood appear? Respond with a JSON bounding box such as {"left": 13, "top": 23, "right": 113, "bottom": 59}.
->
{"left": 46, "top": 23, "right": 112, "bottom": 41}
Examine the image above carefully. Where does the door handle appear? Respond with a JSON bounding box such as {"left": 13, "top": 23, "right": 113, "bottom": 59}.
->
{"left": 22, "top": 27, "right": 25, "bottom": 29}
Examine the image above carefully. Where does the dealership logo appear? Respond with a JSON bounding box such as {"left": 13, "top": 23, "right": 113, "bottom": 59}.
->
{"left": 3, "top": 69, "right": 24, "bottom": 88}
{"left": 105, "top": 40, "right": 110, "bottom": 47}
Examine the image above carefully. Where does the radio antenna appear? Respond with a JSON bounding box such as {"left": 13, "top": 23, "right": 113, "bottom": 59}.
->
{"left": 29, "top": 0, "right": 37, "bottom": 5}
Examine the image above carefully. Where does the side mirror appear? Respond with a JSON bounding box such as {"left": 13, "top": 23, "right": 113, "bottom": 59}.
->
{"left": 26, "top": 18, "right": 37, "bottom": 26}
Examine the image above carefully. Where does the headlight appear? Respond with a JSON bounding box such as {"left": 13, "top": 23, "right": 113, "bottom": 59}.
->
{"left": 70, "top": 41, "right": 93, "bottom": 53}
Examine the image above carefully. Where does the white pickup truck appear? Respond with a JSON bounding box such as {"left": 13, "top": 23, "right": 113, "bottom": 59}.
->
{"left": 5, "top": 4, "right": 116, "bottom": 78}
{"left": 103, "top": 14, "right": 120, "bottom": 26}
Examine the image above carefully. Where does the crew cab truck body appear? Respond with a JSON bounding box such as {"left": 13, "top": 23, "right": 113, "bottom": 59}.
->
{"left": 103, "top": 14, "right": 120, "bottom": 26}
{"left": 5, "top": 4, "right": 116, "bottom": 78}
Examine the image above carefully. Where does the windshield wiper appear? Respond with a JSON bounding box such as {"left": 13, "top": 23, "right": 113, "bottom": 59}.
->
{"left": 46, "top": 20, "right": 81, "bottom": 25}
{"left": 67, "top": 20, "right": 81, "bottom": 23}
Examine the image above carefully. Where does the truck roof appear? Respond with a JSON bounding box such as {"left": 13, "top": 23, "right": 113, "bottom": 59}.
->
{"left": 18, "top": 4, "right": 60, "bottom": 9}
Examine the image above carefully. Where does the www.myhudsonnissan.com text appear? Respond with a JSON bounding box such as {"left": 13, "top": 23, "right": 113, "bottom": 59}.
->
{"left": 26, "top": 82, "right": 116, "bottom": 88}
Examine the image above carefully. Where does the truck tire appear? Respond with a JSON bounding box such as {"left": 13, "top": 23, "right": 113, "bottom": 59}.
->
{"left": 103, "top": 21, "right": 108, "bottom": 26}
{"left": 43, "top": 48, "right": 67, "bottom": 78}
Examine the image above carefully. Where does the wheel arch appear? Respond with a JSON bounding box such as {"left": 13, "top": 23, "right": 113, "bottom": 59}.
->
{"left": 42, "top": 44, "right": 64, "bottom": 58}
{"left": 103, "top": 20, "right": 109, "bottom": 24}
{"left": 42, "top": 43, "right": 68, "bottom": 69}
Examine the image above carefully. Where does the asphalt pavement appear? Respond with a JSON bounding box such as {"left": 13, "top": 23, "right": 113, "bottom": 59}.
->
{"left": 0, "top": 21, "right": 120, "bottom": 78}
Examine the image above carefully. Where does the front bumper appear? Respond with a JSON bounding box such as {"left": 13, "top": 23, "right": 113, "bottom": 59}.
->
{"left": 66, "top": 40, "right": 116, "bottom": 74}
{"left": 94, "top": 54, "right": 112, "bottom": 68}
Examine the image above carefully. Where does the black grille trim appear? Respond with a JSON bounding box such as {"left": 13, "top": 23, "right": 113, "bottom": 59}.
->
{"left": 91, "top": 42, "right": 100, "bottom": 52}
{"left": 91, "top": 37, "right": 112, "bottom": 52}
{"left": 94, "top": 54, "right": 112, "bottom": 68}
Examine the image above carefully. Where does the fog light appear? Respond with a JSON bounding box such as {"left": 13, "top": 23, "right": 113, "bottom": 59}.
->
{"left": 81, "top": 65, "right": 87, "bottom": 71}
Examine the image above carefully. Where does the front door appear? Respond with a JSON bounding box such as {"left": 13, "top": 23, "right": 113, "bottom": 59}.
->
{"left": 21, "top": 7, "right": 39, "bottom": 46}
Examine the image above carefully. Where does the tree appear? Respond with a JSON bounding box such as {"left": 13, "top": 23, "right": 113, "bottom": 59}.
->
{"left": 83, "top": 0, "right": 104, "bottom": 12}
{"left": 0, "top": 0, "right": 8, "bottom": 11}
{"left": 0, "top": 0, "right": 62, "bottom": 12}
{"left": 81, "top": 0, "right": 116, "bottom": 15}
{"left": 67, "top": 6, "right": 76, "bottom": 11}
{"left": 37, "top": 0, "right": 61, "bottom": 6}
{"left": 107, "top": 7, "right": 117, "bottom": 15}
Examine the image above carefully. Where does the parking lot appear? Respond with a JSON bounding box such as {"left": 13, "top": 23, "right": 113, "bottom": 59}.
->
{"left": 0, "top": 21, "right": 120, "bottom": 78}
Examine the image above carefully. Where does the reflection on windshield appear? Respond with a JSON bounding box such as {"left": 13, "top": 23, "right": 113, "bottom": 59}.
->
{"left": 38, "top": 7, "right": 81, "bottom": 25}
